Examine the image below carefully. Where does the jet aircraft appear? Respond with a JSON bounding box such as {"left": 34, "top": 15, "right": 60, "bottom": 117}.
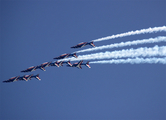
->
{"left": 36, "top": 62, "right": 52, "bottom": 71}
{"left": 80, "top": 61, "right": 91, "bottom": 68}
{"left": 67, "top": 60, "right": 91, "bottom": 69}
{"left": 25, "top": 74, "right": 34, "bottom": 80}
{"left": 50, "top": 61, "right": 60, "bottom": 67}
{"left": 71, "top": 41, "right": 95, "bottom": 48}
{"left": 53, "top": 53, "right": 77, "bottom": 59}
{"left": 30, "top": 74, "right": 41, "bottom": 80}
{"left": 50, "top": 61, "right": 72, "bottom": 67}
{"left": 18, "top": 75, "right": 29, "bottom": 81}
{"left": 58, "top": 61, "right": 72, "bottom": 67}
{"left": 21, "top": 66, "right": 38, "bottom": 72}
{"left": 3, "top": 76, "right": 20, "bottom": 83}
{"left": 67, "top": 60, "right": 83, "bottom": 69}
{"left": 3, "top": 74, "right": 41, "bottom": 83}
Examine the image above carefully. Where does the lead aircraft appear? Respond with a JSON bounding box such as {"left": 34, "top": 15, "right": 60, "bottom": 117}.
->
{"left": 71, "top": 41, "right": 95, "bottom": 48}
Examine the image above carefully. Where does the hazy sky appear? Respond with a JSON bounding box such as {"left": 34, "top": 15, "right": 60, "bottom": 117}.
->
{"left": 1, "top": 1, "right": 166, "bottom": 120}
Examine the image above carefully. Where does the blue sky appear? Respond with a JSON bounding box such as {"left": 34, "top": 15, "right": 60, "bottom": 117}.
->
{"left": 1, "top": 1, "right": 166, "bottom": 120}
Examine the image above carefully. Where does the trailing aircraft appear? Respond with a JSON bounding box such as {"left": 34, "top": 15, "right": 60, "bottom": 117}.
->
{"left": 53, "top": 53, "right": 77, "bottom": 59}
{"left": 71, "top": 41, "right": 95, "bottom": 48}
{"left": 36, "top": 62, "right": 52, "bottom": 71}
{"left": 50, "top": 61, "right": 60, "bottom": 67}
{"left": 80, "top": 61, "right": 91, "bottom": 68}
{"left": 18, "top": 75, "right": 29, "bottom": 81}
{"left": 50, "top": 61, "right": 72, "bottom": 67}
{"left": 67, "top": 60, "right": 91, "bottom": 69}
{"left": 3, "top": 76, "right": 20, "bottom": 83}
{"left": 58, "top": 61, "right": 72, "bottom": 67}
{"left": 31, "top": 74, "right": 41, "bottom": 80}
{"left": 3, "top": 74, "right": 41, "bottom": 83}
{"left": 67, "top": 60, "right": 83, "bottom": 69}
{"left": 21, "top": 66, "right": 38, "bottom": 72}
{"left": 24, "top": 74, "right": 34, "bottom": 81}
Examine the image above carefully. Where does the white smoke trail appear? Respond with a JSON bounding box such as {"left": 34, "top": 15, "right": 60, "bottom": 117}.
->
{"left": 76, "top": 36, "right": 166, "bottom": 53}
{"left": 93, "top": 26, "right": 166, "bottom": 42}
{"left": 90, "top": 57, "right": 166, "bottom": 64}
{"left": 63, "top": 45, "right": 166, "bottom": 61}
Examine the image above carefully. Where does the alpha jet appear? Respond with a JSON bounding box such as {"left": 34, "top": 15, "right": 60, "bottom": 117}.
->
{"left": 50, "top": 61, "right": 60, "bottom": 67}
{"left": 3, "top": 76, "right": 20, "bottom": 83}
{"left": 36, "top": 62, "right": 52, "bottom": 71}
{"left": 21, "top": 66, "right": 38, "bottom": 72}
{"left": 57, "top": 61, "right": 72, "bottom": 67}
{"left": 18, "top": 74, "right": 35, "bottom": 81}
{"left": 53, "top": 53, "right": 77, "bottom": 60}
{"left": 3, "top": 74, "right": 41, "bottom": 83}
{"left": 67, "top": 60, "right": 91, "bottom": 69}
{"left": 18, "top": 75, "right": 29, "bottom": 81}
{"left": 71, "top": 41, "right": 95, "bottom": 48}
{"left": 50, "top": 60, "right": 72, "bottom": 67}
{"left": 21, "top": 74, "right": 41, "bottom": 81}
{"left": 80, "top": 61, "right": 91, "bottom": 68}
{"left": 30, "top": 74, "right": 41, "bottom": 81}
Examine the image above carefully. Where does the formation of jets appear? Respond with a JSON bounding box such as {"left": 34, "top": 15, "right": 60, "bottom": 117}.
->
{"left": 3, "top": 74, "right": 41, "bottom": 83}
{"left": 3, "top": 41, "right": 95, "bottom": 83}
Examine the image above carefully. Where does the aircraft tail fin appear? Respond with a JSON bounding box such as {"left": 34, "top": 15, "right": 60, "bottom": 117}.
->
{"left": 77, "top": 65, "right": 82, "bottom": 69}
{"left": 35, "top": 74, "right": 41, "bottom": 80}
{"left": 86, "top": 61, "right": 91, "bottom": 68}
{"left": 58, "top": 61, "right": 64, "bottom": 66}
{"left": 77, "top": 60, "right": 83, "bottom": 69}
{"left": 41, "top": 67, "right": 46, "bottom": 71}
{"left": 73, "top": 53, "right": 78, "bottom": 58}
{"left": 67, "top": 61, "right": 72, "bottom": 66}
{"left": 90, "top": 41, "right": 95, "bottom": 47}
{"left": 54, "top": 62, "right": 59, "bottom": 67}
{"left": 23, "top": 75, "right": 28, "bottom": 81}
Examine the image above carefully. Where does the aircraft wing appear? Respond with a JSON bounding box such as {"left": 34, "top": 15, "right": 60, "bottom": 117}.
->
{"left": 54, "top": 54, "right": 68, "bottom": 59}
{"left": 71, "top": 45, "right": 79, "bottom": 48}
{"left": 90, "top": 42, "right": 95, "bottom": 47}
{"left": 21, "top": 66, "right": 37, "bottom": 72}
{"left": 76, "top": 60, "right": 83, "bottom": 69}
{"left": 86, "top": 61, "right": 91, "bottom": 68}
{"left": 3, "top": 79, "right": 15, "bottom": 83}
{"left": 71, "top": 42, "right": 86, "bottom": 48}
{"left": 40, "top": 66, "right": 46, "bottom": 71}
{"left": 41, "top": 62, "right": 51, "bottom": 67}
{"left": 18, "top": 75, "right": 27, "bottom": 81}
{"left": 72, "top": 53, "right": 78, "bottom": 58}
{"left": 34, "top": 74, "right": 41, "bottom": 80}
{"left": 50, "top": 61, "right": 59, "bottom": 67}
{"left": 3, "top": 76, "right": 20, "bottom": 83}
{"left": 25, "top": 74, "right": 33, "bottom": 80}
